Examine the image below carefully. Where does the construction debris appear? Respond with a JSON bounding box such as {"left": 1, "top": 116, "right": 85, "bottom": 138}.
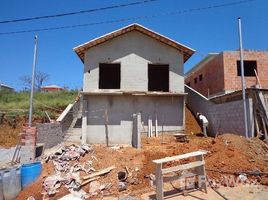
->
{"left": 83, "top": 166, "right": 115, "bottom": 180}
{"left": 118, "top": 181, "right": 127, "bottom": 192}
{"left": 16, "top": 134, "right": 268, "bottom": 200}
{"left": 41, "top": 144, "right": 114, "bottom": 197}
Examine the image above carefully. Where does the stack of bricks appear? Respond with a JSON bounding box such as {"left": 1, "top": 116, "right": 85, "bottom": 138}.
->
{"left": 20, "top": 125, "right": 37, "bottom": 146}
{"left": 19, "top": 125, "right": 37, "bottom": 163}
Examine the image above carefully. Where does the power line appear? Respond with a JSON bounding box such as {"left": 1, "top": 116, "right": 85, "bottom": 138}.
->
{"left": 0, "top": 0, "right": 256, "bottom": 35}
{"left": 0, "top": 0, "right": 158, "bottom": 24}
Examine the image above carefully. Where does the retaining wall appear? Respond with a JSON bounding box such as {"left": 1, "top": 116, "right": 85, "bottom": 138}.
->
{"left": 185, "top": 85, "right": 254, "bottom": 137}
{"left": 36, "top": 123, "right": 64, "bottom": 148}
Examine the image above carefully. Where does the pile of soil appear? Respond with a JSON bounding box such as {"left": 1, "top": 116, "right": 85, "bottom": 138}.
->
{"left": 16, "top": 133, "right": 268, "bottom": 200}
{"left": 185, "top": 107, "right": 202, "bottom": 135}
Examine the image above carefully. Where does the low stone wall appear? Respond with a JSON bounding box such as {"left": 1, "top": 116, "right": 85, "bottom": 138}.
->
{"left": 36, "top": 123, "right": 64, "bottom": 149}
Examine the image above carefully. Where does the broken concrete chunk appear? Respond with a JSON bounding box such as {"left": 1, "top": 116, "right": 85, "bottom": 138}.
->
{"left": 128, "top": 178, "right": 140, "bottom": 185}
{"left": 118, "top": 181, "right": 127, "bottom": 192}
{"left": 238, "top": 174, "right": 248, "bottom": 182}
{"left": 43, "top": 174, "right": 64, "bottom": 195}
{"left": 89, "top": 181, "right": 101, "bottom": 194}
{"left": 59, "top": 189, "right": 89, "bottom": 200}
{"left": 26, "top": 196, "right": 35, "bottom": 200}
{"left": 99, "top": 183, "right": 112, "bottom": 191}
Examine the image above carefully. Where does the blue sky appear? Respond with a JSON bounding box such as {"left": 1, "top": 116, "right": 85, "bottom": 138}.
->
{"left": 0, "top": 0, "right": 267, "bottom": 90}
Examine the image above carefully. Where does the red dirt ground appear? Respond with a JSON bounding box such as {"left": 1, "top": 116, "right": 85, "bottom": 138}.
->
{"left": 16, "top": 134, "right": 268, "bottom": 200}
{"left": 12, "top": 106, "right": 268, "bottom": 199}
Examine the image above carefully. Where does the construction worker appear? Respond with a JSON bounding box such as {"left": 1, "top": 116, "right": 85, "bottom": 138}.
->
{"left": 197, "top": 113, "right": 208, "bottom": 137}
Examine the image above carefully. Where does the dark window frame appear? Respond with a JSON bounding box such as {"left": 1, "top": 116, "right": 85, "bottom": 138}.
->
{"left": 199, "top": 74, "right": 203, "bottom": 81}
{"left": 194, "top": 77, "right": 198, "bottom": 84}
{"left": 237, "top": 60, "right": 257, "bottom": 77}
{"left": 148, "top": 64, "right": 169, "bottom": 92}
{"left": 99, "top": 63, "right": 121, "bottom": 89}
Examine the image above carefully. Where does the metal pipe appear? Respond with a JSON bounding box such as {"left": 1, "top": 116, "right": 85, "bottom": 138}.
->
{"left": 28, "top": 35, "right": 38, "bottom": 127}
{"left": 238, "top": 17, "right": 248, "bottom": 138}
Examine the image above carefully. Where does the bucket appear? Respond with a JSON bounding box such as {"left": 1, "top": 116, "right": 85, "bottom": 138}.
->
{"left": 0, "top": 166, "right": 21, "bottom": 200}
{"left": 21, "top": 161, "right": 42, "bottom": 188}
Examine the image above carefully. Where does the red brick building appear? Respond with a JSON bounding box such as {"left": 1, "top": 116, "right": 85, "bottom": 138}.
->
{"left": 41, "top": 85, "right": 64, "bottom": 92}
{"left": 185, "top": 50, "right": 268, "bottom": 97}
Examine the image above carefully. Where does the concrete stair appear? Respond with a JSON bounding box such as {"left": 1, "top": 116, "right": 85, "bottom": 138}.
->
{"left": 64, "top": 127, "right": 82, "bottom": 143}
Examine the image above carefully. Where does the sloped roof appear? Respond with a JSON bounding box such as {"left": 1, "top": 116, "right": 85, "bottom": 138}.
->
{"left": 73, "top": 23, "right": 195, "bottom": 63}
{"left": 0, "top": 83, "right": 14, "bottom": 89}
{"left": 41, "top": 85, "right": 63, "bottom": 89}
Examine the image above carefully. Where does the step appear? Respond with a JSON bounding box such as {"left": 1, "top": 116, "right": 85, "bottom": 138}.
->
{"left": 64, "top": 134, "right": 82, "bottom": 142}
{"left": 66, "top": 128, "right": 82, "bottom": 135}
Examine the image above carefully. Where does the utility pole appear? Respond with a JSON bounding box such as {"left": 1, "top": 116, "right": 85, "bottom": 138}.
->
{"left": 238, "top": 17, "right": 248, "bottom": 138}
{"left": 28, "top": 35, "right": 38, "bottom": 127}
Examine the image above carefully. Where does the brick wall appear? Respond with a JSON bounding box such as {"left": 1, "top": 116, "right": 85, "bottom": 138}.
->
{"left": 185, "top": 50, "right": 268, "bottom": 97}
{"left": 223, "top": 51, "right": 268, "bottom": 92}
{"left": 185, "top": 53, "right": 225, "bottom": 97}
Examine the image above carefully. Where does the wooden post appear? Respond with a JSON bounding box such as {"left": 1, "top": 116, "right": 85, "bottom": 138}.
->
{"left": 155, "top": 113, "right": 158, "bottom": 137}
{"left": 261, "top": 117, "right": 268, "bottom": 140}
{"left": 182, "top": 95, "right": 186, "bottom": 131}
{"left": 254, "top": 69, "right": 262, "bottom": 88}
{"left": 195, "top": 155, "right": 207, "bottom": 193}
{"left": 104, "top": 109, "right": 109, "bottom": 147}
{"left": 148, "top": 116, "right": 153, "bottom": 137}
{"left": 155, "top": 163, "right": 163, "bottom": 200}
{"left": 254, "top": 112, "right": 260, "bottom": 136}
{"left": 137, "top": 112, "right": 141, "bottom": 149}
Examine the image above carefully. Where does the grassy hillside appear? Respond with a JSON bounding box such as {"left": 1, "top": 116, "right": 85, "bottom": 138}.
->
{"left": 0, "top": 89, "right": 79, "bottom": 147}
{"left": 0, "top": 90, "right": 79, "bottom": 119}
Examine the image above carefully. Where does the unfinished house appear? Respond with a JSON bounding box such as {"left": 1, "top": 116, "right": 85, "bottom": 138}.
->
{"left": 73, "top": 23, "right": 195, "bottom": 145}
{"left": 185, "top": 50, "right": 268, "bottom": 138}
{"left": 185, "top": 50, "right": 268, "bottom": 97}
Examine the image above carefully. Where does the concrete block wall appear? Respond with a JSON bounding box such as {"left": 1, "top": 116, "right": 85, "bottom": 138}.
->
{"left": 185, "top": 85, "right": 253, "bottom": 137}
{"left": 83, "top": 31, "right": 185, "bottom": 93}
{"left": 36, "top": 123, "right": 64, "bottom": 149}
{"left": 84, "top": 94, "right": 184, "bottom": 144}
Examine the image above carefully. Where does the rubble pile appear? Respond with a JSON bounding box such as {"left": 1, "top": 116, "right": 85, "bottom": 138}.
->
{"left": 42, "top": 144, "right": 113, "bottom": 199}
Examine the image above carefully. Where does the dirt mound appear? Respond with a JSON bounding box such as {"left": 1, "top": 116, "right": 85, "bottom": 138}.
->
{"left": 16, "top": 133, "right": 268, "bottom": 199}
{"left": 185, "top": 106, "right": 202, "bottom": 135}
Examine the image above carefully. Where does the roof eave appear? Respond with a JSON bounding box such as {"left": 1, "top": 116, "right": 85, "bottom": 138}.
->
{"left": 73, "top": 23, "right": 195, "bottom": 64}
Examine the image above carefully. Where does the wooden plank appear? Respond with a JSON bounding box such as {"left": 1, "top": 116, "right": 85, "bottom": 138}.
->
{"left": 155, "top": 163, "right": 163, "bottom": 200}
{"left": 162, "top": 161, "right": 205, "bottom": 174}
{"left": 81, "top": 176, "right": 100, "bottom": 186}
{"left": 83, "top": 166, "right": 115, "bottom": 180}
{"left": 163, "top": 173, "right": 197, "bottom": 182}
{"left": 253, "top": 103, "right": 260, "bottom": 136}
{"left": 153, "top": 150, "right": 207, "bottom": 164}
{"left": 254, "top": 69, "right": 262, "bottom": 88}
{"left": 261, "top": 118, "right": 268, "bottom": 140}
